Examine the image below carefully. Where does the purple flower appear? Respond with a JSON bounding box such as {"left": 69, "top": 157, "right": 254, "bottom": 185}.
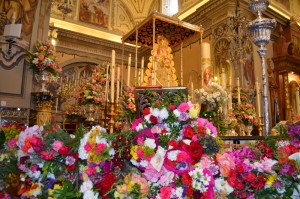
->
{"left": 273, "top": 180, "right": 284, "bottom": 189}
{"left": 178, "top": 112, "right": 189, "bottom": 121}
{"left": 65, "top": 156, "right": 76, "bottom": 166}
{"left": 280, "top": 163, "right": 291, "bottom": 175}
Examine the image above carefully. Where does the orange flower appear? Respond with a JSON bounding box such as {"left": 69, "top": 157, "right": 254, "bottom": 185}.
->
{"left": 216, "top": 153, "right": 235, "bottom": 177}
{"left": 38, "top": 54, "right": 44, "bottom": 61}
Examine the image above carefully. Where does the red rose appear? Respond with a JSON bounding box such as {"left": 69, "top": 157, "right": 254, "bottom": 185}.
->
{"left": 227, "top": 176, "right": 236, "bottom": 187}
{"left": 66, "top": 163, "right": 76, "bottom": 171}
{"left": 183, "top": 125, "right": 195, "bottom": 139}
{"left": 236, "top": 180, "right": 245, "bottom": 190}
{"left": 149, "top": 115, "right": 158, "bottom": 124}
{"left": 241, "top": 193, "right": 247, "bottom": 198}
{"left": 142, "top": 107, "right": 151, "bottom": 115}
{"left": 236, "top": 163, "right": 244, "bottom": 173}
{"left": 30, "top": 135, "right": 44, "bottom": 152}
{"left": 186, "top": 141, "right": 203, "bottom": 163}
{"left": 182, "top": 172, "right": 192, "bottom": 186}
{"left": 169, "top": 104, "right": 175, "bottom": 111}
{"left": 244, "top": 172, "right": 256, "bottom": 183}
{"left": 168, "top": 139, "right": 178, "bottom": 148}
{"left": 58, "top": 145, "right": 70, "bottom": 155}
{"left": 185, "top": 186, "right": 193, "bottom": 197}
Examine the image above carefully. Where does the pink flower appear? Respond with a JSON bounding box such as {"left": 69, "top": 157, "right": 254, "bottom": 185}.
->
{"left": 84, "top": 142, "right": 93, "bottom": 152}
{"left": 7, "top": 138, "right": 17, "bottom": 148}
{"left": 96, "top": 143, "right": 106, "bottom": 154}
{"left": 196, "top": 118, "right": 218, "bottom": 136}
{"left": 52, "top": 140, "right": 64, "bottom": 152}
{"left": 143, "top": 164, "right": 167, "bottom": 182}
{"left": 136, "top": 147, "right": 144, "bottom": 159}
{"left": 85, "top": 166, "right": 96, "bottom": 176}
{"left": 216, "top": 153, "right": 235, "bottom": 177}
{"left": 159, "top": 186, "right": 173, "bottom": 199}
{"left": 40, "top": 150, "right": 55, "bottom": 160}
{"left": 177, "top": 102, "right": 190, "bottom": 112}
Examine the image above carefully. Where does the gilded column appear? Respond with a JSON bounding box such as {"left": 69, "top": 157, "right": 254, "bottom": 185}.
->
{"left": 283, "top": 73, "right": 291, "bottom": 120}
{"left": 32, "top": 92, "right": 54, "bottom": 126}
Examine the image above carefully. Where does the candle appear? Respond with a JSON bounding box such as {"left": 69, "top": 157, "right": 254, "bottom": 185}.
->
{"left": 228, "top": 76, "right": 232, "bottom": 112}
{"left": 237, "top": 77, "right": 241, "bottom": 104}
{"left": 221, "top": 68, "right": 226, "bottom": 89}
{"left": 296, "top": 88, "right": 300, "bottom": 115}
{"left": 255, "top": 78, "right": 262, "bottom": 117}
{"left": 191, "top": 81, "right": 194, "bottom": 101}
{"left": 141, "top": 57, "right": 144, "bottom": 85}
{"left": 83, "top": 70, "right": 86, "bottom": 78}
{"left": 105, "top": 64, "right": 110, "bottom": 101}
{"left": 180, "top": 42, "right": 183, "bottom": 86}
{"left": 111, "top": 50, "right": 115, "bottom": 102}
{"left": 117, "top": 65, "right": 120, "bottom": 101}
{"left": 127, "top": 54, "right": 131, "bottom": 86}
{"left": 12, "top": 11, "right": 16, "bottom": 24}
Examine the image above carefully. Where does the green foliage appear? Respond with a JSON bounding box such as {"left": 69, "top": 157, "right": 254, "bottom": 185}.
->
{"left": 0, "top": 130, "right": 5, "bottom": 148}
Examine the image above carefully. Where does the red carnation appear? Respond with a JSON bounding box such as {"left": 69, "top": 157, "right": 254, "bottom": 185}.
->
{"left": 236, "top": 163, "right": 244, "bottom": 173}
{"left": 58, "top": 145, "right": 70, "bottom": 155}
{"left": 227, "top": 176, "right": 237, "bottom": 187}
{"left": 186, "top": 141, "right": 203, "bottom": 164}
{"left": 183, "top": 125, "right": 195, "bottom": 139}
{"left": 169, "top": 104, "right": 175, "bottom": 111}
{"left": 236, "top": 180, "right": 245, "bottom": 190}
{"left": 149, "top": 115, "right": 158, "bottom": 124}
{"left": 185, "top": 186, "right": 194, "bottom": 197}
{"left": 182, "top": 172, "right": 192, "bottom": 186}
{"left": 142, "top": 107, "right": 151, "bottom": 116}
{"left": 244, "top": 172, "right": 256, "bottom": 183}
{"left": 95, "top": 173, "right": 116, "bottom": 199}
{"left": 168, "top": 139, "right": 178, "bottom": 148}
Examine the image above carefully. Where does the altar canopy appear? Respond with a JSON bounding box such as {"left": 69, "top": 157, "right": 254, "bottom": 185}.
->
{"left": 122, "top": 11, "right": 201, "bottom": 48}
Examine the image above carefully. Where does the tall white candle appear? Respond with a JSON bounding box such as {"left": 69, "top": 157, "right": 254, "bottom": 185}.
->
{"left": 127, "top": 54, "right": 131, "bottom": 86}
{"left": 180, "top": 42, "right": 183, "bottom": 86}
{"left": 296, "top": 88, "right": 300, "bottom": 115}
{"left": 237, "top": 77, "right": 241, "bottom": 105}
{"left": 221, "top": 68, "right": 226, "bottom": 89}
{"left": 228, "top": 76, "right": 232, "bottom": 111}
{"left": 105, "top": 64, "right": 110, "bottom": 101}
{"left": 191, "top": 81, "right": 194, "bottom": 101}
{"left": 111, "top": 50, "right": 115, "bottom": 102}
{"left": 255, "top": 78, "right": 262, "bottom": 118}
{"left": 116, "top": 65, "right": 120, "bottom": 101}
{"left": 141, "top": 57, "right": 144, "bottom": 85}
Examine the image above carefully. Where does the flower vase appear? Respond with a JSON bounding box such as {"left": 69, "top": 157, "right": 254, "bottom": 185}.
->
{"left": 35, "top": 71, "right": 52, "bottom": 92}
{"left": 241, "top": 123, "right": 253, "bottom": 136}
{"left": 85, "top": 104, "right": 96, "bottom": 122}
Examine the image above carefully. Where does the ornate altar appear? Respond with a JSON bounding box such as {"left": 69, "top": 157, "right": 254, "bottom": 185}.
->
{"left": 272, "top": 19, "right": 300, "bottom": 123}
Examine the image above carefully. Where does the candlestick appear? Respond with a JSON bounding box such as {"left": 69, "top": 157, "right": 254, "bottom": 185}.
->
{"left": 116, "top": 65, "right": 120, "bottom": 101}
{"left": 191, "top": 81, "right": 194, "bottom": 101}
{"left": 228, "top": 76, "right": 232, "bottom": 112}
{"left": 111, "top": 50, "right": 115, "bottom": 102}
{"left": 127, "top": 54, "right": 131, "bottom": 86}
{"left": 237, "top": 77, "right": 241, "bottom": 105}
{"left": 12, "top": 11, "right": 16, "bottom": 24}
{"left": 255, "top": 78, "right": 262, "bottom": 117}
{"left": 141, "top": 57, "right": 144, "bottom": 85}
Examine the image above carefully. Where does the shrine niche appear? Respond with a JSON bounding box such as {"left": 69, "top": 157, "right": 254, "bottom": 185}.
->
{"left": 272, "top": 19, "right": 300, "bottom": 122}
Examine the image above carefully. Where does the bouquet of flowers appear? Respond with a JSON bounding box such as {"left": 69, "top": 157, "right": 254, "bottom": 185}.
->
{"left": 26, "top": 40, "right": 61, "bottom": 76}
{"left": 119, "top": 86, "right": 136, "bottom": 121}
{"left": 194, "top": 82, "right": 228, "bottom": 108}
{"left": 75, "top": 64, "right": 107, "bottom": 105}
{"left": 234, "top": 103, "right": 258, "bottom": 126}
{"left": 16, "top": 125, "right": 84, "bottom": 198}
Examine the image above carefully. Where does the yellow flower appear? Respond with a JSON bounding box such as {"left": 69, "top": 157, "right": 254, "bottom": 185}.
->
{"left": 266, "top": 174, "right": 277, "bottom": 186}
{"left": 130, "top": 145, "right": 138, "bottom": 160}
{"left": 189, "top": 103, "right": 200, "bottom": 118}
{"left": 127, "top": 181, "right": 136, "bottom": 192}
{"left": 114, "top": 191, "right": 125, "bottom": 199}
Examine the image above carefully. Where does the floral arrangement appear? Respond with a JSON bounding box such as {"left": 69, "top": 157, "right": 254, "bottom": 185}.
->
{"left": 75, "top": 64, "right": 107, "bottom": 105}
{"left": 234, "top": 103, "right": 258, "bottom": 126}
{"left": 194, "top": 82, "right": 228, "bottom": 108}
{"left": 26, "top": 40, "right": 61, "bottom": 76}
{"left": 16, "top": 125, "right": 84, "bottom": 198}
{"left": 119, "top": 86, "right": 136, "bottom": 121}
{"left": 0, "top": 124, "right": 24, "bottom": 197}
{"left": 78, "top": 125, "right": 116, "bottom": 199}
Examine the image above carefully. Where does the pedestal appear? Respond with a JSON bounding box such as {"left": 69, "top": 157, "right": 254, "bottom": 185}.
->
{"left": 32, "top": 92, "right": 54, "bottom": 126}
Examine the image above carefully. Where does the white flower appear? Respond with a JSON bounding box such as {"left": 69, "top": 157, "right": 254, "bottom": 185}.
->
{"left": 175, "top": 187, "right": 184, "bottom": 198}
{"left": 140, "top": 160, "right": 149, "bottom": 167}
{"left": 144, "top": 138, "right": 156, "bottom": 149}
{"left": 131, "top": 159, "right": 139, "bottom": 167}
{"left": 160, "top": 108, "right": 169, "bottom": 120}
{"left": 83, "top": 190, "right": 98, "bottom": 199}
{"left": 214, "top": 177, "right": 234, "bottom": 195}
{"left": 47, "top": 172, "right": 55, "bottom": 179}
{"left": 183, "top": 139, "right": 191, "bottom": 145}
{"left": 109, "top": 148, "right": 115, "bottom": 156}
{"left": 152, "top": 108, "right": 160, "bottom": 117}
{"left": 167, "top": 150, "right": 180, "bottom": 161}
{"left": 150, "top": 146, "right": 166, "bottom": 171}
{"left": 80, "top": 180, "right": 93, "bottom": 193}
{"left": 173, "top": 109, "right": 180, "bottom": 117}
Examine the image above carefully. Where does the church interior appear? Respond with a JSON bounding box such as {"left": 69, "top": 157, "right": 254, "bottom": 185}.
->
{"left": 1, "top": 0, "right": 300, "bottom": 198}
